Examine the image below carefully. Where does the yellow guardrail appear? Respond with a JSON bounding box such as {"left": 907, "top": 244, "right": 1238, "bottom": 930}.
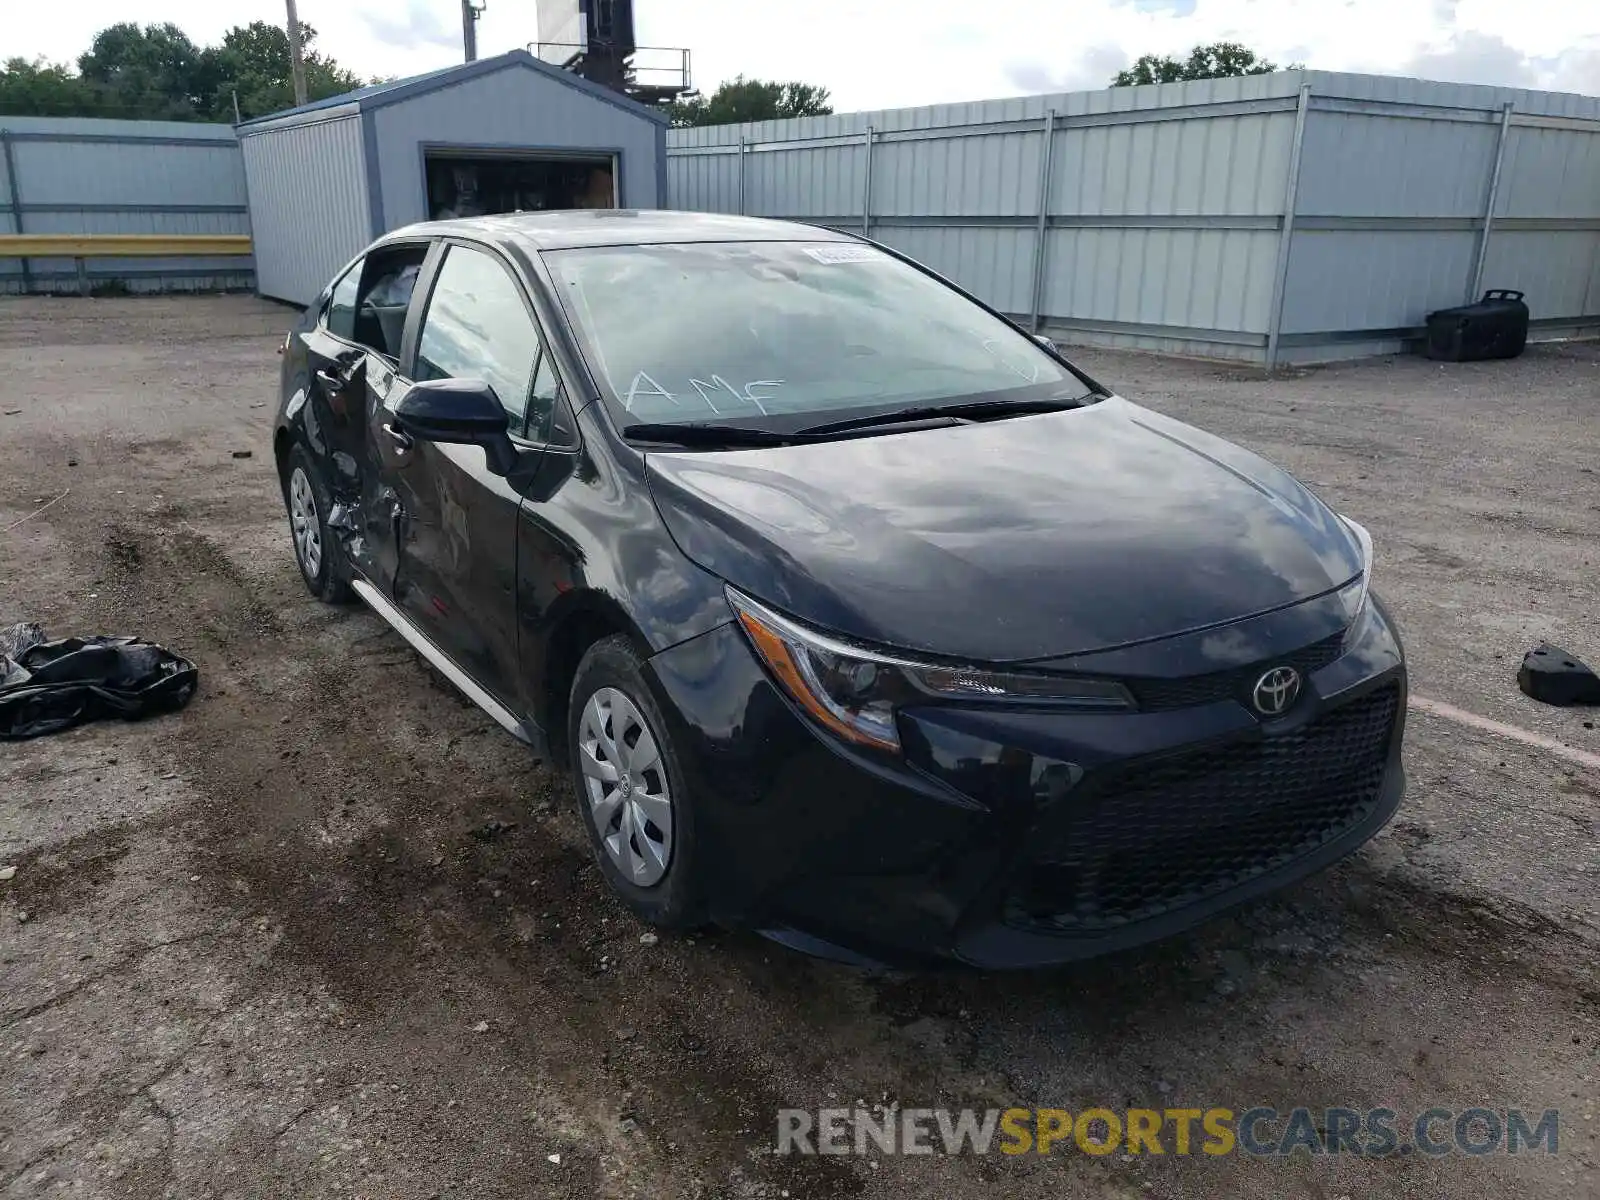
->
{"left": 0, "top": 233, "right": 252, "bottom": 295}
{"left": 0, "top": 234, "right": 252, "bottom": 258}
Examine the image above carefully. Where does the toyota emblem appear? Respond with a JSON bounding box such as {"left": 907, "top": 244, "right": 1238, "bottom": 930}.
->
{"left": 1252, "top": 666, "right": 1302, "bottom": 716}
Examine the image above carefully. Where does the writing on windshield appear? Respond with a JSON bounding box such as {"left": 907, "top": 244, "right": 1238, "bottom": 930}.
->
{"left": 624, "top": 371, "right": 786, "bottom": 414}
{"left": 548, "top": 240, "right": 1072, "bottom": 424}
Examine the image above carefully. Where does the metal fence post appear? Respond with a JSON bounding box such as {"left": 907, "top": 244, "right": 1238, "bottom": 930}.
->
{"left": 1264, "top": 84, "right": 1312, "bottom": 371}
{"left": 1470, "top": 102, "right": 1515, "bottom": 302}
{"left": 737, "top": 139, "right": 747, "bottom": 215}
{"left": 1029, "top": 109, "right": 1058, "bottom": 332}
{"left": 0, "top": 129, "right": 31, "bottom": 294}
{"left": 861, "top": 126, "right": 875, "bottom": 238}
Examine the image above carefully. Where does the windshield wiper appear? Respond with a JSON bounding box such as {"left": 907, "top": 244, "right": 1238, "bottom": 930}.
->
{"left": 622, "top": 422, "right": 804, "bottom": 447}
{"left": 624, "top": 393, "right": 1099, "bottom": 448}
{"left": 794, "top": 395, "right": 1094, "bottom": 437}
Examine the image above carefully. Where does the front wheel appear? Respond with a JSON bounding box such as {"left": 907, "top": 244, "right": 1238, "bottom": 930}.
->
{"left": 568, "top": 635, "right": 704, "bottom": 928}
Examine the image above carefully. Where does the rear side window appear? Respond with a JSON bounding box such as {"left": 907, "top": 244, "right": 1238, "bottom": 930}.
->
{"left": 354, "top": 246, "right": 427, "bottom": 361}
{"left": 415, "top": 245, "right": 542, "bottom": 431}
{"left": 323, "top": 246, "right": 426, "bottom": 360}
{"left": 356, "top": 258, "right": 422, "bottom": 360}
{"left": 325, "top": 262, "right": 360, "bottom": 341}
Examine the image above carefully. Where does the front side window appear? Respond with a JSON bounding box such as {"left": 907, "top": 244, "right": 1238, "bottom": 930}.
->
{"left": 325, "top": 260, "right": 361, "bottom": 341}
{"left": 546, "top": 240, "right": 1082, "bottom": 429}
{"left": 415, "top": 245, "right": 542, "bottom": 430}
{"left": 526, "top": 350, "right": 562, "bottom": 444}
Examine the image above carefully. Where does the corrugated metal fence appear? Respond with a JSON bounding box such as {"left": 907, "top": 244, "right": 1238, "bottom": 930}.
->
{"left": 0, "top": 116, "right": 252, "bottom": 295}
{"left": 667, "top": 71, "right": 1600, "bottom": 364}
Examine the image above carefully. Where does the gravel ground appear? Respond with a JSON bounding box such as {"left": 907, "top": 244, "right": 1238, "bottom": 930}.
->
{"left": 1, "top": 295, "right": 1596, "bottom": 1199}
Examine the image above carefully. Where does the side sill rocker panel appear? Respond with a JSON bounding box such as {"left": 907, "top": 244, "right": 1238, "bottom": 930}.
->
{"left": 349, "top": 577, "right": 544, "bottom": 755}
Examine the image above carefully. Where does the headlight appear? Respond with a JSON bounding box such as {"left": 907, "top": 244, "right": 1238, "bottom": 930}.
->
{"left": 726, "top": 588, "right": 1134, "bottom": 752}
{"left": 1337, "top": 515, "right": 1374, "bottom": 622}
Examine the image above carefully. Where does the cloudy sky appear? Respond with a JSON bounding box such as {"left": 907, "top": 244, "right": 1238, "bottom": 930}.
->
{"left": 8, "top": 0, "right": 1600, "bottom": 109}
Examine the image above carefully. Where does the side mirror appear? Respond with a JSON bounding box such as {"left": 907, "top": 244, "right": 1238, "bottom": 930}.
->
{"left": 1033, "top": 333, "right": 1059, "bottom": 355}
{"left": 393, "top": 378, "right": 516, "bottom": 474}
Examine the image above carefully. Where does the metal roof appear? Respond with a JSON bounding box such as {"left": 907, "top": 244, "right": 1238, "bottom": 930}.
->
{"left": 235, "top": 49, "right": 669, "bottom": 133}
{"left": 377, "top": 210, "right": 857, "bottom": 251}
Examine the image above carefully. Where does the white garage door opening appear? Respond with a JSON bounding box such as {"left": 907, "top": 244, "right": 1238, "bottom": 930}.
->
{"left": 423, "top": 150, "right": 618, "bottom": 221}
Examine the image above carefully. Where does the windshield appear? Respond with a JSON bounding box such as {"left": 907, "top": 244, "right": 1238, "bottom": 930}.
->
{"left": 545, "top": 240, "right": 1082, "bottom": 428}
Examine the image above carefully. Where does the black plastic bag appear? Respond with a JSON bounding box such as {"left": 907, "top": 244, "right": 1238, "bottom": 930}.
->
{"left": 0, "top": 624, "right": 199, "bottom": 740}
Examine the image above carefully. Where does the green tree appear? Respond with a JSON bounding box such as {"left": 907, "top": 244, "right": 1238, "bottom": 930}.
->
{"left": 197, "top": 21, "right": 364, "bottom": 121}
{"left": 77, "top": 22, "right": 206, "bottom": 119}
{"left": 0, "top": 58, "right": 107, "bottom": 118}
{"left": 668, "top": 76, "right": 832, "bottom": 127}
{"left": 0, "top": 21, "right": 367, "bottom": 122}
{"left": 1112, "top": 41, "right": 1294, "bottom": 87}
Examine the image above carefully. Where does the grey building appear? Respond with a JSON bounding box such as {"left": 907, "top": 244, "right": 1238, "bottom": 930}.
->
{"left": 239, "top": 50, "right": 668, "bottom": 306}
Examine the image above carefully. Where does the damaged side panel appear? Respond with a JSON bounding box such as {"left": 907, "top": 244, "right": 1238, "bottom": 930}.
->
{"left": 293, "top": 324, "right": 405, "bottom": 594}
{"left": 283, "top": 241, "right": 441, "bottom": 604}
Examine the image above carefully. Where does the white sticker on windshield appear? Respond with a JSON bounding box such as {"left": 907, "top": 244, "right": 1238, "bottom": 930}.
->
{"left": 803, "top": 245, "right": 881, "bottom": 264}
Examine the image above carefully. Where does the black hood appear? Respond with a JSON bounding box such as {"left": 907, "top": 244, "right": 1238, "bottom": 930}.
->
{"left": 645, "top": 398, "right": 1363, "bottom": 662}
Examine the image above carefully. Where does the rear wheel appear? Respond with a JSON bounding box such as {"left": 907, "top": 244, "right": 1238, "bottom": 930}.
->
{"left": 568, "top": 635, "right": 704, "bottom": 928}
{"left": 284, "top": 444, "right": 352, "bottom": 604}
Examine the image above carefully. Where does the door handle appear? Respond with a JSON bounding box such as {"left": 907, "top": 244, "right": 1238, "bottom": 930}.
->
{"left": 315, "top": 367, "right": 349, "bottom": 391}
{"left": 382, "top": 422, "right": 414, "bottom": 451}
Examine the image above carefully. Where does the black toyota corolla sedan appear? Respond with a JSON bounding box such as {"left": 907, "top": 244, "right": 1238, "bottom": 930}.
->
{"left": 273, "top": 210, "right": 1405, "bottom": 969}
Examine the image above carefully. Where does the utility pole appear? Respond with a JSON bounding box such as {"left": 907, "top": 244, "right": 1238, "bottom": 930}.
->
{"left": 462, "top": 1, "right": 485, "bottom": 62}
{"left": 285, "top": 0, "right": 308, "bottom": 107}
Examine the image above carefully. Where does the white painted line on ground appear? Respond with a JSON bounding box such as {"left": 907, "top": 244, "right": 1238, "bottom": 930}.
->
{"left": 1409, "top": 694, "right": 1600, "bottom": 773}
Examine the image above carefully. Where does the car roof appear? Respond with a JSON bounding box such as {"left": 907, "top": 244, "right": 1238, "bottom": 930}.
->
{"left": 380, "top": 210, "right": 859, "bottom": 252}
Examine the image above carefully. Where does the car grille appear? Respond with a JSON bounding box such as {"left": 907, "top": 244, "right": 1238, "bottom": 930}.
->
{"left": 1007, "top": 683, "right": 1400, "bottom": 934}
{"left": 1127, "top": 630, "right": 1347, "bottom": 712}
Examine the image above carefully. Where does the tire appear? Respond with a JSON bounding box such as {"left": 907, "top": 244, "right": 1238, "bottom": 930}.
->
{"left": 568, "top": 634, "right": 704, "bottom": 929}
{"left": 283, "top": 444, "right": 353, "bottom": 604}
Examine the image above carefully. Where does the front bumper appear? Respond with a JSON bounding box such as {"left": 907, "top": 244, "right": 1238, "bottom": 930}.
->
{"left": 646, "top": 592, "right": 1407, "bottom": 970}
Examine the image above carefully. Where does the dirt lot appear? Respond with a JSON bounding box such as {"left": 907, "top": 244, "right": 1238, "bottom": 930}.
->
{"left": 1, "top": 295, "right": 1596, "bottom": 1200}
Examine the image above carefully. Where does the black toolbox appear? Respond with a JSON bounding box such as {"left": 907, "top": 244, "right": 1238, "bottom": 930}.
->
{"left": 1424, "top": 289, "right": 1529, "bottom": 361}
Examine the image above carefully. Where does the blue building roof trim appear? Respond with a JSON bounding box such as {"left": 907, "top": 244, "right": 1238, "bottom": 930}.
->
{"left": 234, "top": 69, "right": 449, "bottom": 128}
{"left": 236, "top": 50, "right": 670, "bottom": 130}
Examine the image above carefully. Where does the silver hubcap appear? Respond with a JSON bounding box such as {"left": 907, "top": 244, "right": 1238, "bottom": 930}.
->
{"left": 578, "top": 686, "right": 673, "bottom": 887}
{"left": 288, "top": 466, "right": 323, "bottom": 578}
